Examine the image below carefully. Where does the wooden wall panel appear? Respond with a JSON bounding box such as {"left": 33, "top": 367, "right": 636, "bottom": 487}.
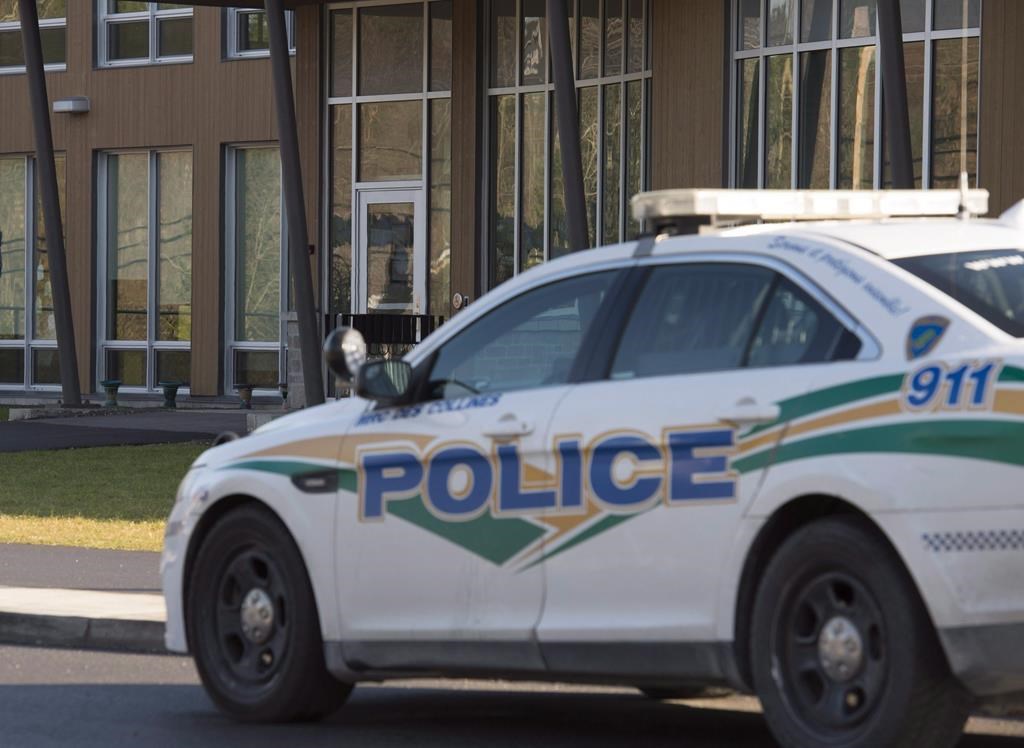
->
{"left": 450, "top": 0, "right": 481, "bottom": 311}
{"left": 650, "top": 0, "right": 728, "bottom": 190}
{"left": 0, "top": 3, "right": 314, "bottom": 396}
{"left": 980, "top": 0, "right": 1024, "bottom": 215}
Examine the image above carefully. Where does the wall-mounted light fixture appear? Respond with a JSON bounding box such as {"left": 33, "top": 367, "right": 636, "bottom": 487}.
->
{"left": 53, "top": 96, "right": 90, "bottom": 114}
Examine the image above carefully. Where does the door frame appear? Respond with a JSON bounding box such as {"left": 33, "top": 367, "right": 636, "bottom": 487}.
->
{"left": 354, "top": 187, "right": 426, "bottom": 315}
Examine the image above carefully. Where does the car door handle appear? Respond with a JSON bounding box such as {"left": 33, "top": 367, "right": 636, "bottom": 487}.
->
{"left": 718, "top": 399, "right": 781, "bottom": 426}
{"left": 483, "top": 414, "right": 535, "bottom": 440}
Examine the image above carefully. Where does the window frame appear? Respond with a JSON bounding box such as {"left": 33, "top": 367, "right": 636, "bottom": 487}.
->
{"left": 323, "top": 0, "right": 453, "bottom": 321}
{"left": 420, "top": 266, "right": 625, "bottom": 400}
{"left": 729, "top": 0, "right": 981, "bottom": 190}
{"left": 224, "top": 7, "right": 295, "bottom": 60}
{"left": 0, "top": 154, "right": 65, "bottom": 390}
{"left": 96, "top": 148, "right": 193, "bottom": 395}
{"left": 601, "top": 253, "right": 878, "bottom": 381}
{"left": 224, "top": 143, "right": 290, "bottom": 397}
{"left": 482, "top": 0, "right": 653, "bottom": 291}
{"left": 0, "top": 10, "right": 67, "bottom": 75}
{"left": 97, "top": 1, "right": 194, "bottom": 68}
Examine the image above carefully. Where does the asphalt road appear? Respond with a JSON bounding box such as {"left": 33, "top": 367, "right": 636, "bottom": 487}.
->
{"left": 0, "top": 646, "right": 1022, "bottom": 748}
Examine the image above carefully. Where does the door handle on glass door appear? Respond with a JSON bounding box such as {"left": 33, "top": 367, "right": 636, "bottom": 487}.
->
{"left": 482, "top": 414, "right": 534, "bottom": 440}
{"left": 718, "top": 399, "right": 781, "bottom": 426}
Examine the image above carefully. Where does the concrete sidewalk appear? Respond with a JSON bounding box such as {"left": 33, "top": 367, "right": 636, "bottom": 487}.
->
{"left": 0, "top": 544, "right": 167, "bottom": 653}
{"left": 0, "top": 586, "right": 167, "bottom": 653}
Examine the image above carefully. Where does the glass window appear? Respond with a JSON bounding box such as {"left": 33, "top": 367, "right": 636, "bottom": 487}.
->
{"left": 765, "top": 54, "right": 793, "bottom": 189}
{"left": 610, "top": 264, "right": 774, "bottom": 379}
{"left": 102, "top": 150, "right": 192, "bottom": 391}
{"left": 428, "top": 270, "right": 618, "bottom": 399}
{"left": 0, "top": 154, "right": 65, "bottom": 388}
{"left": 733, "top": 0, "right": 979, "bottom": 190}
{"left": 895, "top": 250, "right": 1024, "bottom": 337}
{"left": 359, "top": 4, "right": 423, "bottom": 95}
{"left": 748, "top": 279, "right": 858, "bottom": 367}
{"left": 767, "top": 0, "right": 794, "bottom": 47}
{"left": 798, "top": 50, "right": 831, "bottom": 189}
{"left": 931, "top": 36, "right": 978, "bottom": 188}
{"left": 485, "top": 0, "right": 646, "bottom": 283}
{"left": 228, "top": 146, "right": 284, "bottom": 393}
{"left": 329, "top": 2, "right": 451, "bottom": 317}
{"left": 0, "top": 0, "right": 66, "bottom": 72}
{"left": 98, "top": 1, "right": 193, "bottom": 66}
{"left": 359, "top": 101, "right": 423, "bottom": 182}
{"left": 225, "top": 8, "right": 295, "bottom": 59}
{"left": 837, "top": 45, "right": 876, "bottom": 189}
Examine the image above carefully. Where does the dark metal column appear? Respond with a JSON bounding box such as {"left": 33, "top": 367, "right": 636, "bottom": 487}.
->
{"left": 547, "top": 0, "right": 589, "bottom": 251}
{"left": 878, "top": 0, "right": 915, "bottom": 189}
{"left": 265, "top": 0, "right": 325, "bottom": 406}
{"left": 18, "top": 0, "right": 80, "bottom": 405}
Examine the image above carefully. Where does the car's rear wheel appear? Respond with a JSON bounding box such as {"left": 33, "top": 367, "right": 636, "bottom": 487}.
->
{"left": 186, "top": 504, "right": 351, "bottom": 722}
{"left": 750, "top": 516, "right": 971, "bottom": 748}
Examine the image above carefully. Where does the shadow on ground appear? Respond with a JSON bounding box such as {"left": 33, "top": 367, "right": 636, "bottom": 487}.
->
{"left": 0, "top": 683, "right": 1019, "bottom": 748}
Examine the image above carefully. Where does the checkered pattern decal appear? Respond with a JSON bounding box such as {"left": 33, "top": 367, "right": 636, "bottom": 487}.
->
{"left": 922, "top": 530, "right": 1024, "bottom": 553}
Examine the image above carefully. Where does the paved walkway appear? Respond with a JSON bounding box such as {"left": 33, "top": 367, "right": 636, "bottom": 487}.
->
{"left": 0, "top": 411, "right": 247, "bottom": 453}
{"left": 0, "top": 544, "right": 160, "bottom": 593}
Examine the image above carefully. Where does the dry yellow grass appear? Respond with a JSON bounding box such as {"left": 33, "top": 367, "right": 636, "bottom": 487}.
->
{"left": 0, "top": 516, "right": 166, "bottom": 552}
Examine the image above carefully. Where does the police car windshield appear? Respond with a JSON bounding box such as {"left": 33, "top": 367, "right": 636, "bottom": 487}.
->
{"left": 895, "top": 249, "right": 1024, "bottom": 337}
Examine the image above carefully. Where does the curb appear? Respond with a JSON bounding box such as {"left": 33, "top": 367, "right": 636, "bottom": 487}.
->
{"left": 0, "top": 611, "right": 169, "bottom": 654}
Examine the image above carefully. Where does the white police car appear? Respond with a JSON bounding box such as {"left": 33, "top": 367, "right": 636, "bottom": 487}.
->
{"left": 163, "top": 187, "right": 1024, "bottom": 747}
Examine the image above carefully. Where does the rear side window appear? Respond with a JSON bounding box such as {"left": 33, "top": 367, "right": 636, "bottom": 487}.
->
{"left": 610, "top": 263, "right": 859, "bottom": 380}
{"left": 894, "top": 250, "right": 1024, "bottom": 337}
{"left": 748, "top": 278, "right": 860, "bottom": 367}
{"left": 611, "top": 264, "right": 774, "bottom": 379}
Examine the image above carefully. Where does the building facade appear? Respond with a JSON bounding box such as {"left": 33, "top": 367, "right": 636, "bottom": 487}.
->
{"left": 0, "top": 0, "right": 1018, "bottom": 401}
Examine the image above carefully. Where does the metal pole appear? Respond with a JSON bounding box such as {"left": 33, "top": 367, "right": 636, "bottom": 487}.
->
{"left": 547, "top": 0, "right": 589, "bottom": 251}
{"left": 265, "top": 0, "right": 325, "bottom": 406}
{"left": 877, "top": 0, "right": 915, "bottom": 189}
{"left": 18, "top": 0, "right": 80, "bottom": 405}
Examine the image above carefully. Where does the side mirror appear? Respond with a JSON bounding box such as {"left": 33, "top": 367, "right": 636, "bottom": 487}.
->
{"left": 323, "top": 327, "right": 367, "bottom": 384}
{"left": 355, "top": 360, "right": 413, "bottom": 406}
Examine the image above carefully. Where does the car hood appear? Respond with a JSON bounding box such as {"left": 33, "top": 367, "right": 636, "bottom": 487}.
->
{"left": 191, "top": 397, "right": 368, "bottom": 470}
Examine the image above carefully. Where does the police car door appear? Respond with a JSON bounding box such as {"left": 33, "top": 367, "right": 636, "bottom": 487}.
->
{"left": 535, "top": 257, "right": 866, "bottom": 675}
{"left": 335, "top": 269, "right": 623, "bottom": 672}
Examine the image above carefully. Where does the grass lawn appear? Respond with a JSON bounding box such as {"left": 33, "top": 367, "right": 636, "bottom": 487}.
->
{"left": 0, "top": 442, "right": 207, "bottom": 551}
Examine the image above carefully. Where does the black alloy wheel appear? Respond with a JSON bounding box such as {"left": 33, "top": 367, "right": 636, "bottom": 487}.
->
{"left": 186, "top": 504, "right": 351, "bottom": 722}
{"left": 750, "top": 516, "right": 972, "bottom": 748}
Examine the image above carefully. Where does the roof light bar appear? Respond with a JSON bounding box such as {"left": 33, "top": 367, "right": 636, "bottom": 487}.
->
{"left": 631, "top": 188, "right": 990, "bottom": 226}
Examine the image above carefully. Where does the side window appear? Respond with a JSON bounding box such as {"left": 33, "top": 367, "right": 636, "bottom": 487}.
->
{"left": 748, "top": 277, "right": 860, "bottom": 367}
{"left": 610, "top": 264, "right": 774, "bottom": 379}
{"left": 427, "top": 270, "right": 619, "bottom": 398}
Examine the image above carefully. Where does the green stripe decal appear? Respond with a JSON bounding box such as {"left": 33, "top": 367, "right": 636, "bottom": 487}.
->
{"left": 737, "top": 419, "right": 1024, "bottom": 475}
{"left": 999, "top": 366, "right": 1024, "bottom": 383}
{"left": 387, "top": 496, "right": 546, "bottom": 566}
{"left": 745, "top": 374, "right": 904, "bottom": 436}
{"left": 521, "top": 513, "right": 634, "bottom": 570}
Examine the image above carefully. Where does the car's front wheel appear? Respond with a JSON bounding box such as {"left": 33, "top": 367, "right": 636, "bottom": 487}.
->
{"left": 750, "top": 516, "right": 971, "bottom": 748}
{"left": 186, "top": 504, "right": 351, "bottom": 722}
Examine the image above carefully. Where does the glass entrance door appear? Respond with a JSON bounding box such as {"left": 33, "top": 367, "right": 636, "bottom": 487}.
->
{"left": 356, "top": 189, "right": 425, "bottom": 314}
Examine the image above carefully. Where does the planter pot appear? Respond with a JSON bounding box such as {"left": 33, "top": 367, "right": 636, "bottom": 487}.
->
{"left": 99, "top": 379, "right": 122, "bottom": 408}
{"left": 158, "top": 381, "right": 182, "bottom": 409}
{"left": 235, "top": 383, "right": 254, "bottom": 410}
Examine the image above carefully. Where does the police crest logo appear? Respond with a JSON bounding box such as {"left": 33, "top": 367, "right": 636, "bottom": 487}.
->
{"left": 906, "top": 315, "right": 950, "bottom": 361}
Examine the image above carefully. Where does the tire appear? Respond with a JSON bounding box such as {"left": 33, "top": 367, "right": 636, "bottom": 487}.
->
{"left": 186, "top": 505, "right": 352, "bottom": 722}
{"left": 749, "top": 516, "right": 972, "bottom": 748}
